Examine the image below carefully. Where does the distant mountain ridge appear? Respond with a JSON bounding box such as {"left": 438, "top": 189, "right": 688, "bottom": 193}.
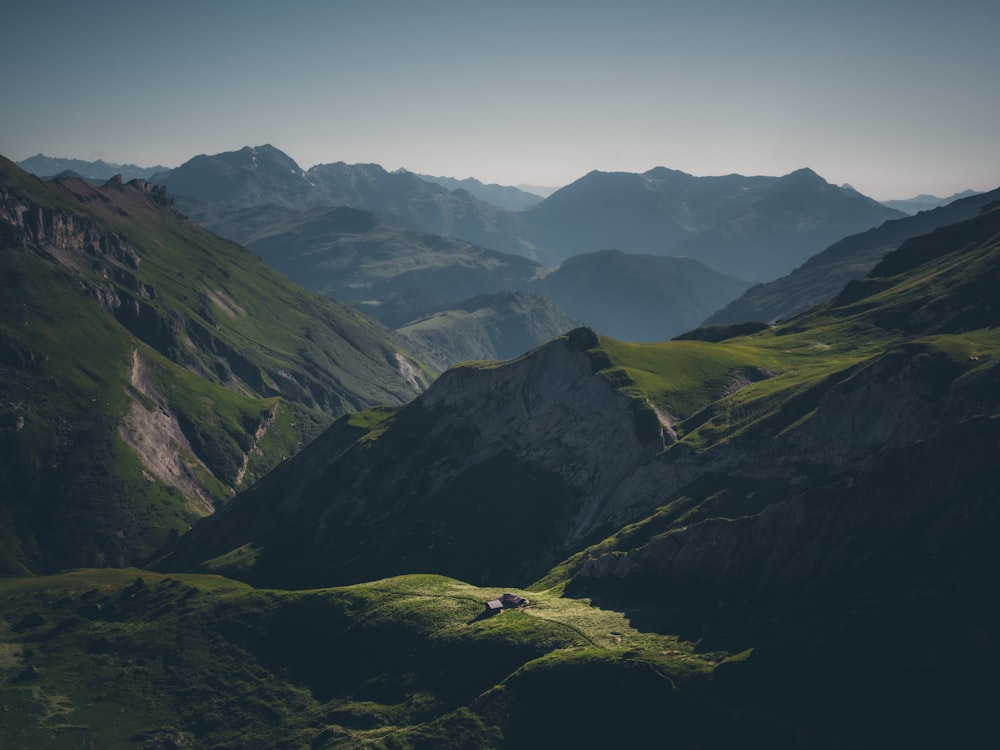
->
{"left": 881, "top": 189, "right": 981, "bottom": 215}
{"left": 16, "top": 153, "right": 168, "bottom": 182}
{"left": 407, "top": 171, "right": 544, "bottom": 209}
{"left": 144, "top": 145, "right": 901, "bottom": 281}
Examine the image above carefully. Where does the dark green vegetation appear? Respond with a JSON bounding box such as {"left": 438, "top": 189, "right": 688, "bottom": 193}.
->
{"left": 0, "top": 569, "right": 744, "bottom": 749}
{"left": 0, "top": 156, "right": 429, "bottom": 575}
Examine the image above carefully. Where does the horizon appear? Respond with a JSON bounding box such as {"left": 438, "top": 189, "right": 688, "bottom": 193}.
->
{"left": 3, "top": 1, "right": 999, "bottom": 201}
{"left": 10, "top": 145, "right": 993, "bottom": 202}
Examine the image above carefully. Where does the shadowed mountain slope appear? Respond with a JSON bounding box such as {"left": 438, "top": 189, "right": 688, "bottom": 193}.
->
{"left": 706, "top": 186, "right": 1000, "bottom": 325}
{"left": 0, "top": 156, "right": 429, "bottom": 575}
{"left": 537, "top": 249, "right": 750, "bottom": 342}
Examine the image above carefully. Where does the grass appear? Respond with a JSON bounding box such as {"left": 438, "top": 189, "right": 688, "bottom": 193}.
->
{"left": 2, "top": 165, "right": 432, "bottom": 575}
{"left": 0, "top": 569, "right": 729, "bottom": 749}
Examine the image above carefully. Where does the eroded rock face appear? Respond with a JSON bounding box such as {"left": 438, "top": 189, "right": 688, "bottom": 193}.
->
{"left": 0, "top": 187, "right": 141, "bottom": 267}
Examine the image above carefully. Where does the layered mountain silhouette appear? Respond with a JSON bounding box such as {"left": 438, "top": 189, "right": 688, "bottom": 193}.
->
{"left": 535, "top": 249, "right": 750, "bottom": 342}
{"left": 0, "top": 156, "right": 429, "bottom": 575}
{"left": 16, "top": 153, "right": 168, "bottom": 182}
{"left": 881, "top": 188, "right": 981, "bottom": 214}
{"left": 144, "top": 145, "right": 901, "bottom": 281}
{"left": 396, "top": 292, "right": 581, "bottom": 371}
{"left": 19, "top": 146, "right": 907, "bottom": 349}
{"left": 409, "top": 171, "right": 545, "bottom": 209}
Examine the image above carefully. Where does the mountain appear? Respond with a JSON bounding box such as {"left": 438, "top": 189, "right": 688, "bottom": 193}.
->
{"left": 149, "top": 144, "right": 321, "bottom": 209}
{"left": 194, "top": 200, "right": 738, "bottom": 353}
{"left": 16, "top": 153, "right": 168, "bottom": 182}
{"left": 154, "top": 147, "right": 536, "bottom": 257}
{"left": 667, "top": 168, "right": 904, "bottom": 281}
{"left": 3, "top": 196, "right": 998, "bottom": 747}
{"left": 522, "top": 166, "right": 902, "bottom": 274}
{"left": 215, "top": 204, "right": 543, "bottom": 327}
{"left": 0, "top": 156, "right": 429, "bottom": 576}
{"left": 705, "top": 186, "right": 1000, "bottom": 325}
{"left": 151, "top": 146, "right": 900, "bottom": 284}
{"left": 396, "top": 291, "right": 580, "bottom": 371}
{"left": 536, "top": 249, "right": 751, "bottom": 342}
{"left": 882, "top": 189, "right": 981, "bottom": 214}
{"left": 409, "top": 171, "right": 544, "bottom": 209}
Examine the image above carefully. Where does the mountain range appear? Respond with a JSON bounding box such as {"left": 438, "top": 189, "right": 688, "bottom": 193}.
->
{"left": 408, "top": 171, "right": 545, "bottom": 210}
{"left": 140, "top": 145, "right": 902, "bottom": 280}
{"left": 15, "top": 153, "right": 168, "bottom": 182}
{"left": 2, "top": 146, "right": 998, "bottom": 748}
{"left": 18, "top": 146, "right": 908, "bottom": 350}
{"left": 881, "top": 189, "right": 982, "bottom": 214}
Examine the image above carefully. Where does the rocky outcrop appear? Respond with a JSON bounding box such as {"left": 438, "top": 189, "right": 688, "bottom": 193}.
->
{"left": 0, "top": 186, "right": 141, "bottom": 267}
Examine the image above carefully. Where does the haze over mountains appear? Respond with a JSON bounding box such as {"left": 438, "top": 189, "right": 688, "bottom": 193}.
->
{"left": 143, "top": 145, "right": 903, "bottom": 279}
{"left": 16, "top": 145, "right": 911, "bottom": 351}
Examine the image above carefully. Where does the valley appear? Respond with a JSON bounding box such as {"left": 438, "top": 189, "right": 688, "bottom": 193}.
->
{"left": 2, "top": 151, "right": 998, "bottom": 748}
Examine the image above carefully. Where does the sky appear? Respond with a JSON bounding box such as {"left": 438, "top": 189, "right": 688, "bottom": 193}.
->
{"left": 3, "top": 0, "right": 999, "bottom": 200}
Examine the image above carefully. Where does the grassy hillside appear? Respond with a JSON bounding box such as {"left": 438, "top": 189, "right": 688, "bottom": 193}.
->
{"left": 0, "top": 569, "right": 733, "bottom": 749}
{"left": 0, "top": 157, "right": 429, "bottom": 574}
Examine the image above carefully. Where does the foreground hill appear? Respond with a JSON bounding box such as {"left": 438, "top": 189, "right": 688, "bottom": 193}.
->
{"left": 0, "top": 156, "right": 429, "bottom": 575}
{"left": 707, "top": 186, "right": 1000, "bottom": 325}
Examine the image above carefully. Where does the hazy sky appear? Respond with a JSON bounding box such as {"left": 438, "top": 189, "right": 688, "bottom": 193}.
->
{"left": 3, "top": 0, "right": 998, "bottom": 199}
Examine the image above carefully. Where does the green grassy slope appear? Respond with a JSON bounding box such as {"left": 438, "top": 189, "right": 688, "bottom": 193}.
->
{"left": 0, "top": 570, "right": 731, "bottom": 749}
{"left": 0, "top": 157, "right": 430, "bottom": 574}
